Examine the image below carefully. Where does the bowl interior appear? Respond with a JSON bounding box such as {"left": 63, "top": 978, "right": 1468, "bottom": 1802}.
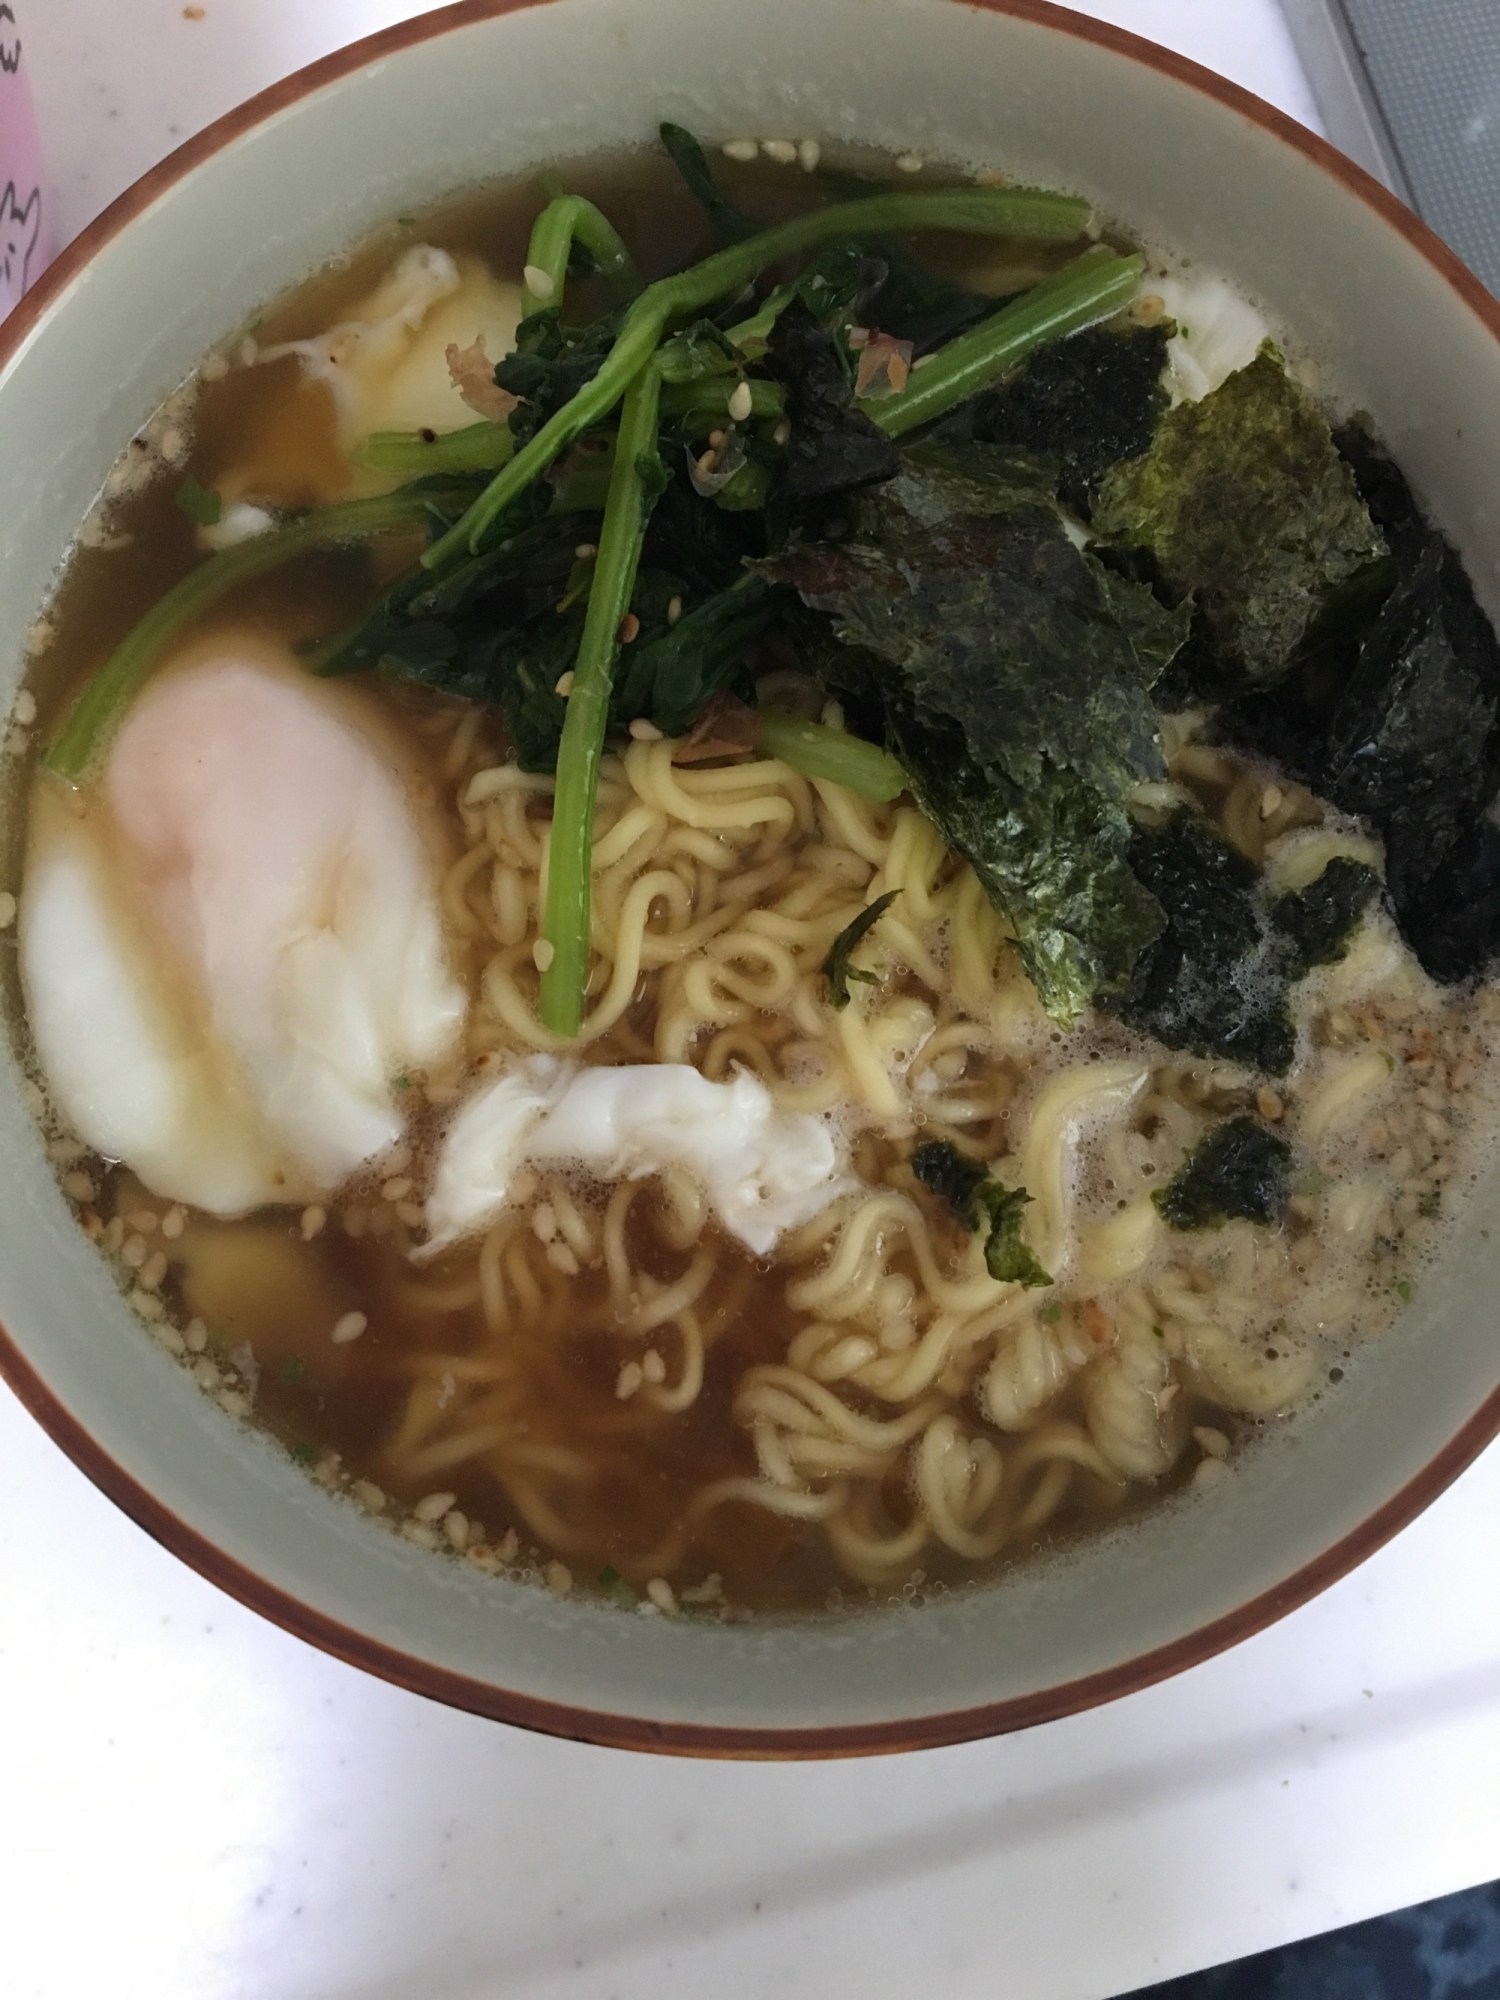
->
{"left": 2, "top": 0, "right": 1499, "bottom": 1749}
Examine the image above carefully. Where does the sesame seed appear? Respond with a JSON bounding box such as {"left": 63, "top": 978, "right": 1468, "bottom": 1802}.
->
{"left": 616, "top": 1360, "right": 643, "bottom": 1399}
{"left": 642, "top": 1347, "right": 667, "bottom": 1383}
{"left": 384, "top": 1142, "right": 412, "bottom": 1174}
{"left": 150, "top": 1318, "right": 185, "bottom": 1353}
{"left": 10, "top": 690, "right": 31, "bottom": 726}
{"left": 140, "top": 1250, "right": 168, "bottom": 1291}
{"left": 646, "top": 1576, "right": 677, "bottom": 1613}
{"left": 573, "top": 542, "right": 597, "bottom": 560}
{"left": 443, "top": 1509, "right": 470, "bottom": 1551}
{"left": 396, "top": 1201, "right": 426, "bottom": 1228}
{"left": 497, "top": 1527, "right": 520, "bottom": 1563}
{"left": 617, "top": 612, "right": 641, "bottom": 644}
{"left": 1193, "top": 1425, "right": 1231, "bottom": 1459}
{"left": 185, "top": 1318, "right": 208, "bottom": 1353}
{"left": 331, "top": 1310, "right": 368, "bottom": 1345}
{"left": 126, "top": 1209, "right": 159, "bottom": 1233}
{"left": 798, "top": 138, "right": 821, "bottom": 173}
{"left": 352, "top": 1479, "right": 386, "bottom": 1513}
{"left": 546, "top": 1240, "right": 579, "bottom": 1275}
{"left": 414, "top": 1488, "right": 457, "bottom": 1523}
{"left": 1192, "top": 1456, "right": 1228, "bottom": 1491}
{"left": 1259, "top": 784, "right": 1284, "bottom": 820}
{"left": 300, "top": 1204, "right": 326, "bottom": 1241}
{"left": 707, "top": 428, "right": 726, "bottom": 449}
{"left": 532, "top": 938, "right": 555, "bottom": 972}
{"left": 554, "top": 670, "right": 575, "bottom": 698}
{"left": 218, "top": 1388, "right": 251, "bottom": 1419}
{"left": 161, "top": 1206, "right": 185, "bottom": 1240}
{"left": 545, "top": 1559, "right": 573, "bottom": 1595}
{"left": 130, "top": 1288, "right": 166, "bottom": 1322}
{"left": 667, "top": 596, "right": 683, "bottom": 627}
{"left": 400, "top": 1520, "right": 440, "bottom": 1550}
{"left": 102, "top": 1217, "right": 125, "bottom": 1254}
{"left": 121, "top": 1232, "right": 148, "bottom": 1269}
{"left": 895, "top": 151, "right": 925, "bottom": 173}
{"left": 63, "top": 1170, "right": 97, "bottom": 1203}
{"left": 192, "top": 1358, "right": 221, "bottom": 1391}
{"left": 726, "top": 379, "right": 754, "bottom": 423}
{"left": 629, "top": 718, "right": 663, "bottom": 742}
{"left": 772, "top": 417, "right": 791, "bottom": 447}
{"left": 381, "top": 1175, "right": 412, "bottom": 1201}
{"left": 722, "top": 138, "right": 759, "bottom": 162}
{"left": 532, "top": 1201, "right": 559, "bottom": 1242}
{"left": 762, "top": 139, "right": 798, "bottom": 165}
{"left": 1256, "top": 1086, "right": 1284, "bottom": 1122}
{"left": 523, "top": 263, "right": 555, "bottom": 300}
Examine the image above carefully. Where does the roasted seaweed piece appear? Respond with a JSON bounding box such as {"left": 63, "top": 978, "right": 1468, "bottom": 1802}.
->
{"left": 1111, "top": 811, "right": 1296, "bottom": 1073}
{"left": 822, "top": 890, "right": 899, "bottom": 1008}
{"left": 766, "top": 299, "right": 900, "bottom": 504}
{"left": 775, "top": 449, "right": 1177, "bottom": 1017}
{"left": 910, "top": 1140, "right": 1052, "bottom": 1287}
{"left": 1092, "top": 347, "right": 1389, "bottom": 689}
{"left": 1154, "top": 1116, "right": 1293, "bottom": 1230}
{"left": 964, "top": 321, "right": 1171, "bottom": 516}
{"left": 911, "top": 1138, "right": 988, "bottom": 1222}
{"left": 1270, "top": 857, "right": 1382, "bottom": 977}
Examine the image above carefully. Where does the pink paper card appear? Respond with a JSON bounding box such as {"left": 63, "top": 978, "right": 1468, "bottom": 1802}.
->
{"left": 0, "top": 4, "right": 51, "bottom": 319}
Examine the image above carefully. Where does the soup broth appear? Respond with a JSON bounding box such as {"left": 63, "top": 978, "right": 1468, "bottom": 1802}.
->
{"left": 15, "top": 141, "right": 1500, "bottom": 1619}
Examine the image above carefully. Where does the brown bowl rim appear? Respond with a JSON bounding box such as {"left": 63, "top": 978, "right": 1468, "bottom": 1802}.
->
{"left": 3, "top": 0, "right": 1500, "bottom": 1760}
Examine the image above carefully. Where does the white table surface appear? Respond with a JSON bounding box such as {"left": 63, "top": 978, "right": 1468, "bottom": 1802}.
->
{"left": 5, "top": 6, "right": 1499, "bottom": 1998}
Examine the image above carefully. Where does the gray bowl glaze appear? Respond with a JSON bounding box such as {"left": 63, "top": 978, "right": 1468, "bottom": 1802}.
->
{"left": 2, "top": 0, "right": 1498, "bottom": 1755}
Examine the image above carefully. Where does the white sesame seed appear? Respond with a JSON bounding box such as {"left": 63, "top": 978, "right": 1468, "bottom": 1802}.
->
{"left": 532, "top": 938, "right": 556, "bottom": 972}
{"left": 616, "top": 1360, "right": 644, "bottom": 1399}
{"left": 798, "top": 138, "right": 821, "bottom": 173}
{"left": 642, "top": 1347, "right": 667, "bottom": 1383}
{"left": 1193, "top": 1425, "right": 1231, "bottom": 1459}
{"left": 1192, "top": 1456, "right": 1228, "bottom": 1491}
{"left": 523, "top": 263, "right": 556, "bottom": 300}
{"left": 192, "top": 1358, "right": 221, "bottom": 1391}
{"left": 546, "top": 1240, "right": 579, "bottom": 1275}
{"left": 331, "top": 1310, "right": 368, "bottom": 1345}
{"left": 727, "top": 380, "right": 754, "bottom": 423}
{"left": 573, "top": 542, "right": 597, "bottom": 560}
{"left": 150, "top": 1317, "right": 185, "bottom": 1354}
{"left": 629, "top": 717, "right": 664, "bottom": 742}
{"left": 200, "top": 350, "right": 228, "bottom": 382}
{"left": 126, "top": 1208, "right": 159, "bottom": 1233}
{"left": 11, "top": 689, "right": 33, "bottom": 725}
{"left": 352, "top": 1479, "right": 386, "bottom": 1514}
{"left": 184, "top": 1318, "right": 208, "bottom": 1353}
{"left": 762, "top": 138, "right": 798, "bottom": 165}
{"left": 239, "top": 335, "right": 259, "bottom": 367}
{"left": 443, "top": 1509, "right": 470, "bottom": 1551}
{"left": 497, "top": 1527, "right": 520, "bottom": 1563}
{"left": 381, "top": 1175, "right": 412, "bottom": 1201}
{"left": 532, "top": 1201, "right": 559, "bottom": 1242}
{"left": 384, "top": 1141, "right": 412, "bottom": 1175}
{"left": 400, "top": 1520, "right": 441, "bottom": 1550}
{"left": 667, "top": 595, "right": 683, "bottom": 627}
{"left": 772, "top": 417, "right": 791, "bottom": 447}
{"left": 545, "top": 1559, "right": 573, "bottom": 1595}
{"left": 121, "top": 1232, "right": 148, "bottom": 1269}
{"left": 396, "top": 1201, "right": 426, "bottom": 1228}
{"left": 63, "top": 1170, "right": 97, "bottom": 1204}
{"left": 130, "top": 1288, "right": 166, "bottom": 1323}
{"left": 161, "top": 1206, "right": 186, "bottom": 1240}
{"left": 1259, "top": 784, "right": 1284, "bottom": 820}
{"left": 554, "top": 670, "right": 575, "bottom": 698}
{"left": 140, "top": 1250, "right": 168, "bottom": 1291}
{"left": 101, "top": 1216, "right": 125, "bottom": 1254}
{"left": 708, "top": 427, "right": 726, "bottom": 449}
{"left": 646, "top": 1576, "right": 678, "bottom": 1614}
{"left": 1085, "top": 214, "right": 1103, "bottom": 241}
{"left": 218, "top": 1389, "right": 252, "bottom": 1420}
{"left": 300, "top": 1204, "right": 326, "bottom": 1241}
{"left": 895, "top": 151, "right": 925, "bottom": 174}
{"left": 722, "top": 138, "right": 759, "bottom": 162}
{"left": 414, "top": 1488, "right": 457, "bottom": 1523}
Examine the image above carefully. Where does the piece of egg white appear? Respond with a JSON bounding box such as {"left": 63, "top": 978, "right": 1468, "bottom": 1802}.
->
{"left": 22, "top": 641, "right": 467, "bottom": 1213}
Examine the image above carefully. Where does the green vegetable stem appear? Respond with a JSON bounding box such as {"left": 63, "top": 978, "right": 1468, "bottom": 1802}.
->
{"left": 423, "top": 182, "right": 1092, "bottom": 569}
{"left": 45, "top": 488, "right": 470, "bottom": 782}
{"left": 520, "top": 193, "right": 644, "bottom": 316}
{"left": 352, "top": 421, "right": 516, "bottom": 477}
{"left": 537, "top": 361, "right": 665, "bottom": 1036}
{"left": 757, "top": 711, "right": 906, "bottom": 801}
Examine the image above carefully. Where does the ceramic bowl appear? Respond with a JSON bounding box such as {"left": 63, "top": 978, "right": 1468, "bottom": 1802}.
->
{"left": 2, "top": 0, "right": 1498, "bottom": 1756}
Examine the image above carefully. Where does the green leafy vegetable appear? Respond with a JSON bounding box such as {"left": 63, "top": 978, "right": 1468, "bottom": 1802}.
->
{"left": 1092, "top": 346, "right": 1389, "bottom": 689}
{"left": 910, "top": 1140, "right": 1052, "bottom": 1286}
{"left": 1154, "top": 1116, "right": 1292, "bottom": 1230}
{"left": 174, "top": 476, "right": 222, "bottom": 528}
{"left": 974, "top": 1182, "right": 1053, "bottom": 1287}
{"left": 610, "top": 575, "right": 775, "bottom": 736}
{"left": 822, "top": 890, "right": 899, "bottom": 1007}
{"left": 658, "top": 122, "right": 757, "bottom": 245}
